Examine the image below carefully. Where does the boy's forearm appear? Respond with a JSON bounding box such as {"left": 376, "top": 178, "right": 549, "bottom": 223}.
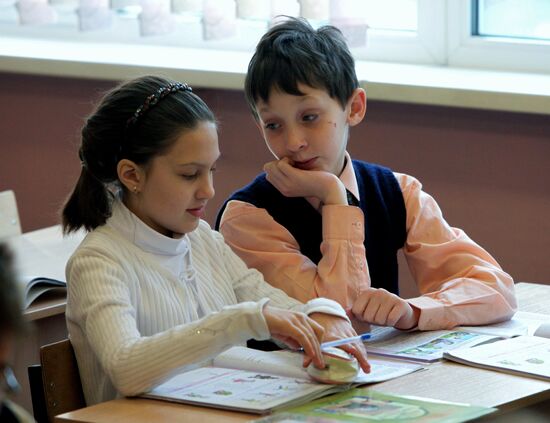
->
{"left": 219, "top": 200, "right": 370, "bottom": 309}
{"left": 319, "top": 174, "right": 348, "bottom": 206}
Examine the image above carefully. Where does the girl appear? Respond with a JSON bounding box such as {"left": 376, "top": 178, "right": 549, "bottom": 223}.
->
{"left": 62, "top": 76, "right": 369, "bottom": 406}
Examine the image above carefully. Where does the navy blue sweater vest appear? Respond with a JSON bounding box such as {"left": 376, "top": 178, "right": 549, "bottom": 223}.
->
{"left": 216, "top": 160, "right": 407, "bottom": 294}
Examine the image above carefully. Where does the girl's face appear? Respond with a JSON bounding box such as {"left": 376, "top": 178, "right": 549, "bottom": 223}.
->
{"left": 127, "top": 121, "right": 219, "bottom": 237}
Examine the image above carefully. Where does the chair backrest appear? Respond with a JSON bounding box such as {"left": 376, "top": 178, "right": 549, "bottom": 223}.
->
{"left": 0, "top": 190, "right": 22, "bottom": 240}
{"left": 28, "top": 339, "right": 86, "bottom": 423}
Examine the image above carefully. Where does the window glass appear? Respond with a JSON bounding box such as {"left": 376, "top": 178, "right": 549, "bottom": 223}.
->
{"left": 476, "top": 0, "right": 550, "bottom": 42}
{"left": 364, "top": 0, "right": 417, "bottom": 32}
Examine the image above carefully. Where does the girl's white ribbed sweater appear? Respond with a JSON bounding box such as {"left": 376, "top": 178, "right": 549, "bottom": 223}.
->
{"left": 66, "top": 200, "right": 347, "bottom": 405}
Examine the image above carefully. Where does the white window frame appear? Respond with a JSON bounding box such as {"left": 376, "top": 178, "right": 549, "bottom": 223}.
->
{"left": 1, "top": 0, "right": 549, "bottom": 115}
{"left": 355, "top": 0, "right": 446, "bottom": 65}
{"left": 2, "top": 1, "right": 549, "bottom": 72}
{"left": 447, "top": 0, "right": 550, "bottom": 74}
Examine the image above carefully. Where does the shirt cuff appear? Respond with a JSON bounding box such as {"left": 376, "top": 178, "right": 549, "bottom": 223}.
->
{"left": 301, "top": 298, "right": 350, "bottom": 323}
{"left": 322, "top": 205, "right": 364, "bottom": 241}
{"left": 237, "top": 298, "right": 272, "bottom": 341}
{"left": 407, "top": 296, "right": 448, "bottom": 330}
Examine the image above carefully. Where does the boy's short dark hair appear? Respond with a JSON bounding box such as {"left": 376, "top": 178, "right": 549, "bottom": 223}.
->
{"left": 245, "top": 17, "right": 359, "bottom": 118}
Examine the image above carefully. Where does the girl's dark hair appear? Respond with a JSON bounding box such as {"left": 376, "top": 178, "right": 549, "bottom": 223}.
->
{"left": 62, "top": 75, "right": 216, "bottom": 234}
{"left": 0, "top": 244, "right": 24, "bottom": 337}
{"left": 245, "top": 17, "right": 359, "bottom": 119}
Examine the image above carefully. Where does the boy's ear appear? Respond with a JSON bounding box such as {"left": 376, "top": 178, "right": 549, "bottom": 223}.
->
{"left": 117, "top": 159, "right": 145, "bottom": 194}
{"left": 347, "top": 88, "right": 367, "bottom": 127}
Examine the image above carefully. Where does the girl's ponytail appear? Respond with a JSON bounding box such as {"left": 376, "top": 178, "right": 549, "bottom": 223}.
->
{"left": 61, "top": 164, "right": 111, "bottom": 234}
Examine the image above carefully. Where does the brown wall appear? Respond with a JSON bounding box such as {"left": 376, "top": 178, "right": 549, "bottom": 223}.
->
{"left": 1, "top": 72, "right": 549, "bottom": 294}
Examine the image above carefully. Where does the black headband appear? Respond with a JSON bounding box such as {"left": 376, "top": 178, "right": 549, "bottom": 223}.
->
{"left": 126, "top": 82, "right": 193, "bottom": 128}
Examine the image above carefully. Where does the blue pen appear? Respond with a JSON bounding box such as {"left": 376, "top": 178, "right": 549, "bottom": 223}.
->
{"left": 319, "top": 333, "right": 371, "bottom": 350}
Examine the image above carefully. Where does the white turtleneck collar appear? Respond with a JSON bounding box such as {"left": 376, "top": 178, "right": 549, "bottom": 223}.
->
{"left": 106, "top": 200, "right": 193, "bottom": 280}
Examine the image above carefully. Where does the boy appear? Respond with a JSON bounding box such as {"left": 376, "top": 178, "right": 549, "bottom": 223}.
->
{"left": 216, "top": 17, "right": 516, "bottom": 332}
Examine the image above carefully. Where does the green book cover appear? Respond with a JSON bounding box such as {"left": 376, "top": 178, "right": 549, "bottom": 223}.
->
{"left": 254, "top": 388, "right": 496, "bottom": 422}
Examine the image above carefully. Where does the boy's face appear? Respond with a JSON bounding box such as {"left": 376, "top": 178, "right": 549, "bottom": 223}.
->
{"left": 255, "top": 84, "right": 364, "bottom": 176}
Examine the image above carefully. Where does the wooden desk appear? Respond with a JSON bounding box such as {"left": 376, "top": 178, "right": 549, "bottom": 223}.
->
{"left": 55, "top": 365, "right": 550, "bottom": 423}
{"left": 56, "top": 282, "right": 550, "bottom": 423}
{"left": 6, "top": 225, "right": 84, "bottom": 414}
{"left": 514, "top": 282, "right": 550, "bottom": 315}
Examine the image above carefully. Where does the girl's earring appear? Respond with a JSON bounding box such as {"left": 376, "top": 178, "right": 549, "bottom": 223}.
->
{"left": 133, "top": 186, "right": 138, "bottom": 194}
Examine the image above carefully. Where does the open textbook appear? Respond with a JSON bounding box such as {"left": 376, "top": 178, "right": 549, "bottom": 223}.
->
{"left": 19, "top": 277, "right": 67, "bottom": 309}
{"left": 6, "top": 226, "right": 84, "bottom": 309}
{"left": 254, "top": 389, "right": 496, "bottom": 422}
{"left": 444, "top": 321, "right": 550, "bottom": 381}
{"left": 142, "top": 346, "right": 423, "bottom": 414}
{"left": 364, "top": 311, "right": 550, "bottom": 362}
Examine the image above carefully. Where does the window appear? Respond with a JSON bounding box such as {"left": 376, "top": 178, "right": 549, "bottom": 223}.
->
{"left": 0, "top": 0, "right": 549, "bottom": 74}
{"left": 448, "top": 0, "right": 550, "bottom": 73}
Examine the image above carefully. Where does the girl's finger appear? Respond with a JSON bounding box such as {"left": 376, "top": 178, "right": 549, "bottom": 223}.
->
{"left": 339, "top": 344, "right": 371, "bottom": 373}
{"left": 294, "top": 321, "right": 324, "bottom": 369}
{"left": 307, "top": 317, "right": 326, "bottom": 341}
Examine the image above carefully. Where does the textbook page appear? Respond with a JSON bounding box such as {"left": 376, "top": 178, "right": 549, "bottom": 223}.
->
{"left": 10, "top": 235, "right": 69, "bottom": 308}
{"left": 460, "top": 311, "right": 550, "bottom": 338}
{"left": 255, "top": 389, "right": 496, "bottom": 422}
{"left": 365, "top": 326, "right": 500, "bottom": 362}
{"left": 142, "top": 366, "right": 344, "bottom": 414}
{"left": 444, "top": 335, "right": 550, "bottom": 381}
{"left": 214, "top": 347, "right": 424, "bottom": 384}
{"left": 7, "top": 226, "right": 84, "bottom": 308}
{"left": 534, "top": 321, "right": 550, "bottom": 338}
{"left": 22, "top": 280, "right": 66, "bottom": 309}
{"left": 143, "top": 347, "right": 425, "bottom": 414}
{"left": 214, "top": 346, "right": 306, "bottom": 379}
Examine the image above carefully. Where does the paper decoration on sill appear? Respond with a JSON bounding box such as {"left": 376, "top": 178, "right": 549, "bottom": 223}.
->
{"left": 171, "top": 0, "right": 201, "bottom": 14}
{"left": 270, "top": 0, "right": 299, "bottom": 25}
{"left": 17, "top": 0, "right": 58, "bottom": 25}
{"left": 48, "top": 0, "right": 75, "bottom": 5}
{"left": 299, "top": 0, "right": 328, "bottom": 20}
{"left": 80, "top": 0, "right": 108, "bottom": 7}
{"left": 330, "top": 0, "right": 368, "bottom": 47}
{"left": 140, "top": 0, "right": 174, "bottom": 36}
{"left": 78, "top": 0, "right": 112, "bottom": 31}
{"left": 236, "top": 0, "right": 269, "bottom": 20}
{"left": 202, "top": 0, "right": 236, "bottom": 40}
{"left": 109, "top": 0, "right": 138, "bottom": 10}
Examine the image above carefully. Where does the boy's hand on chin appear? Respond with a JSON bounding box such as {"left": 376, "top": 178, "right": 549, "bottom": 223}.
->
{"left": 264, "top": 157, "right": 347, "bottom": 205}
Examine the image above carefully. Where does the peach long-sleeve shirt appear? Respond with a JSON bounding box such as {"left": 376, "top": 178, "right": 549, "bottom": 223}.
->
{"left": 218, "top": 156, "right": 517, "bottom": 331}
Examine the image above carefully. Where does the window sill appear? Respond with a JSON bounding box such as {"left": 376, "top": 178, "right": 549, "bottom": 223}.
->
{"left": 1, "top": 38, "right": 549, "bottom": 116}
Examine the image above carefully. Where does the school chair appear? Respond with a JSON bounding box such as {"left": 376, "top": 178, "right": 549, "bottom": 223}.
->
{"left": 0, "top": 190, "right": 22, "bottom": 240}
{"left": 28, "top": 339, "right": 85, "bottom": 423}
